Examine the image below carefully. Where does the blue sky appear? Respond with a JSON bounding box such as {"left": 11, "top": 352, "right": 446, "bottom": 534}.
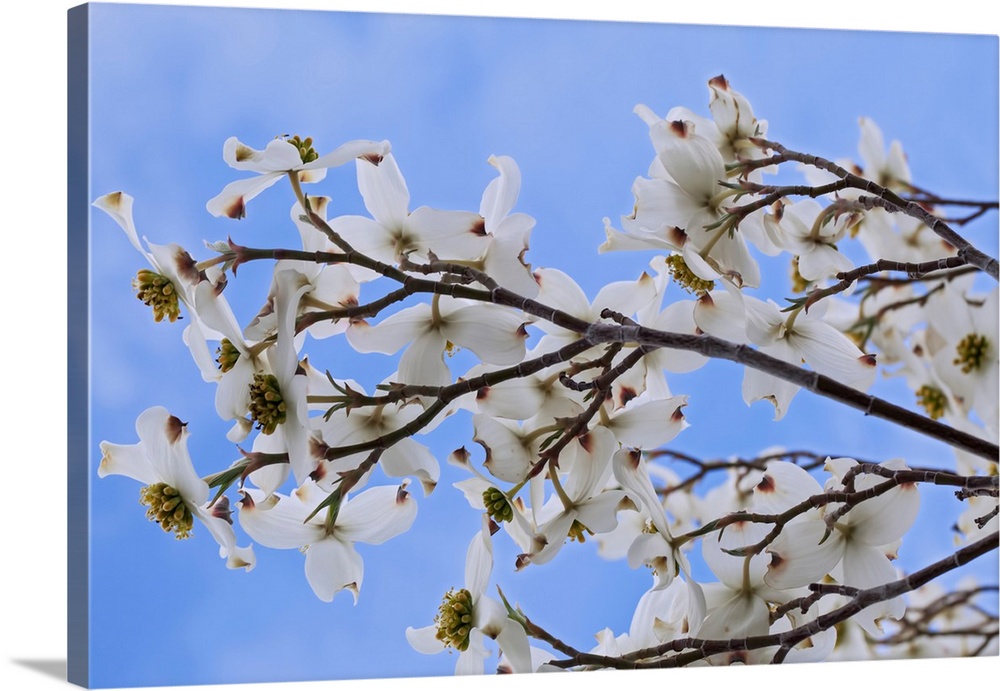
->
{"left": 83, "top": 3, "right": 998, "bottom": 687}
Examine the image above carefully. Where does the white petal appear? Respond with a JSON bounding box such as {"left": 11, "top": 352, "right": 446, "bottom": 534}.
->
{"left": 407, "top": 207, "right": 490, "bottom": 261}
{"left": 397, "top": 331, "right": 451, "bottom": 387}
{"left": 206, "top": 173, "right": 283, "bottom": 219}
{"left": 406, "top": 625, "right": 446, "bottom": 655}
{"left": 357, "top": 152, "right": 410, "bottom": 229}
{"left": 222, "top": 136, "right": 302, "bottom": 172}
{"left": 238, "top": 490, "right": 324, "bottom": 549}
{"left": 648, "top": 120, "right": 726, "bottom": 204}
{"left": 475, "top": 415, "right": 533, "bottom": 484}
{"left": 464, "top": 516, "right": 494, "bottom": 598}
{"left": 607, "top": 396, "right": 689, "bottom": 449}
{"left": 337, "top": 483, "right": 418, "bottom": 545}
{"left": 380, "top": 438, "right": 440, "bottom": 496}
{"left": 480, "top": 154, "right": 521, "bottom": 228}
{"left": 575, "top": 490, "right": 626, "bottom": 534}
{"left": 97, "top": 441, "right": 155, "bottom": 484}
{"left": 764, "top": 520, "right": 844, "bottom": 590}
{"left": 304, "top": 537, "right": 364, "bottom": 603}
{"left": 346, "top": 303, "right": 433, "bottom": 355}
{"left": 753, "top": 461, "right": 823, "bottom": 514}
{"left": 444, "top": 305, "right": 528, "bottom": 366}
{"left": 496, "top": 622, "right": 532, "bottom": 673}
{"left": 612, "top": 447, "right": 671, "bottom": 537}
{"left": 93, "top": 191, "right": 153, "bottom": 263}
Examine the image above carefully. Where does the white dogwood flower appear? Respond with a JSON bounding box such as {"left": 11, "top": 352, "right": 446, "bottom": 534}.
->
{"left": 99, "top": 406, "right": 255, "bottom": 571}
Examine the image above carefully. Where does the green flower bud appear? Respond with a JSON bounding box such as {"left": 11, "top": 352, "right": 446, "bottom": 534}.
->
{"left": 285, "top": 134, "right": 319, "bottom": 164}
{"left": 482, "top": 487, "right": 514, "bottom": 524}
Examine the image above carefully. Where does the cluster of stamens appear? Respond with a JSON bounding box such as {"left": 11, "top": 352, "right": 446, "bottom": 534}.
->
{"left": 482, "top": 487, "right": 514, "bottom": 523}
{"left": 953, "top": 333, "right": 989, "bottom": 374}
{"left": 666, "top": 254, "right": 715, "bottom": 294}
{"left": 285, "top": 135, "right": 319, "bottom": 164}
{"left": 567, "top": 519, "right": 593, "bottom": 543}
{"left": 434, "top": 588, "right": 474, "bottom": 651}
{"left": 216, "top": 338, "right": 241, "bottom": 373}
{"left": 139, "top": 482, "right": 194, "bottom": 539}
{"left": 249, "top": 373, "right": 286, "bottom": 434}
{"left": 133, "top": 269, "right": 180, "bottom": 322}
{"left": 915, "top": 384, "right": 947, "bottom": 420}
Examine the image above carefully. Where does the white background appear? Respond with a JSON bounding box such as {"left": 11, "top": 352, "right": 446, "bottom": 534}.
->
{"left": 1, "top": 1, "right": 997, "bottom": 690}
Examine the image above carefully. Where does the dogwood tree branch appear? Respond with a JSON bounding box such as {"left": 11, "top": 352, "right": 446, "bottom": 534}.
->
{"left": 542, "top": 530, "right": 999, "bottom": 669}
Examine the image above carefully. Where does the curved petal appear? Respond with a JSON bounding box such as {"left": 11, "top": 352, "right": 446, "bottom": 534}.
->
{"left": 346, "top": 303, "right": 433, "bottom": 355}
{"left": 465, "top": 517, "right": 494, "bottom": 598}
{"left": 337, "top": 483, "right": 419, "bottom": 545}
{"left": 357, "top": 152, "right": 409, "bottom": 229}
{"left": 480, "top": 154, "right": 521, "bottom": 229}
{"left": 607, "top": 396, "right": 689, "bottom": 449}
{"left": 222, "top": 136, "right": 302, "bottom": 172}
{"left": 206, "top": 173, "right": 283, "bottom": 219}
{"left": 380, "top": 438, "right": 440, "bottom": 496}
{"left": 753, "top": 461, "right": 824, "bottom": 514}
{"left": 97, "top": 441, "right": 156, "bottom": 484}
{"left": 304, "top": 537, "right": 364, "bottom": 603}
{"left": 237, "top": 490, "right": 324, "bottom": 549}
{"left": 406, "top": 625, "right": 446, "bottom": 655}
{"left": 444, "top": 305, "right": 528, "bottom": 366}
{"left": 764, "top": 520, "right": 844, "bottom": 590}
{"left": 93, "top": 191, "right": 153, "bottom": 263}
{"left": 648, "top": 120, "right": 725, "bottom": 204}
{"left": 407, "top": 206, "right": 490, "bottom": 261}
{"left": 475, "top": 415, "right": 533, "bottom": 484}
{"left": 397, "top": 331, "right": 451, "bottom": 387}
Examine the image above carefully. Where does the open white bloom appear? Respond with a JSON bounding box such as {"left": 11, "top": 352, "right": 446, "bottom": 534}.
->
{"left": 347, "top": 296, "right": 529, "bottom": 387}
{"left": 695, "top": 290, "right": 877, "bottom": 419}
{"left": 617, "top": 116, "right": 765, "bottom": 287}
{"left": 327, "top": 152, "right": 488, "bottom": 264}
{"left": 99, "top": 406, "right": 255, "bottom": 571}
{"left": 206, "top": 135, "right": 390, "bottom": 219}
{"left": 763, "top": 458, "right": 920, "bottom": 635}
{"left": 762, "top": 198, "right": 855, "bottom": 282}
{"left": 239, "top": 481, "right": 416, "bottom": 603}
{"left": 526, "top": 427, "right": 625, "bottom": 566}
{"left": 406, "top": 516, "right": 531, "bottom": 674}
{"left": 476, "top": 155, "right": 539, "bottom": 297}
{"left": 857, "top": 117, "right": 912, "bottom": 192}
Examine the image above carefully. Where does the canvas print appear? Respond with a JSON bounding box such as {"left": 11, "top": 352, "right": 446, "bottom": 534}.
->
{"left": 68, "top": 3, "right": 999, "bottom": 688}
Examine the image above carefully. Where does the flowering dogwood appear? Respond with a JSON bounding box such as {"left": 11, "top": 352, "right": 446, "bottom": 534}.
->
{"left": 94, "top": 73, "right": 1000, "bottom": 678}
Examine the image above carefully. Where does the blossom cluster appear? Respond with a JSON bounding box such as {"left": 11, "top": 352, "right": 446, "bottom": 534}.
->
{"left": 95, "top": 76, "right": 998, "bottom": 673}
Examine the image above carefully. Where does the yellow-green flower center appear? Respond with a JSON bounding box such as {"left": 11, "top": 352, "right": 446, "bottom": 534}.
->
{"left": 285, "top": 135, "right": 319, "bottom": 164}
{"left": 790, "top": 256, "right": 809, "bottom": 293}
{"left": 216, "top": 338, "right": 241, "bottom": 373}
{"left": 482, "top": 487, "right": 514, "bottom": 523}
{"left": 139, "top": 482, "right": 194, "bottom": 539}
{"left": 915, "top": 384, "right": 947, "bottom": 420}
{"left": 434, "top": 588, "right": 474, "bottom": 651}
{"left": 133, "top": 269, "right": 180, "bottom": 323}
{"left": 249, "top": 373, "right": 286, "bottom": 434}
{"left": 666, "top": 254, "right": 715, "bottom": 294}
{"left": 953, "top": 333, "right": 990, "bottom": 374}
{"left": 567, "top": 519, "right": 593, "bottom": 543}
